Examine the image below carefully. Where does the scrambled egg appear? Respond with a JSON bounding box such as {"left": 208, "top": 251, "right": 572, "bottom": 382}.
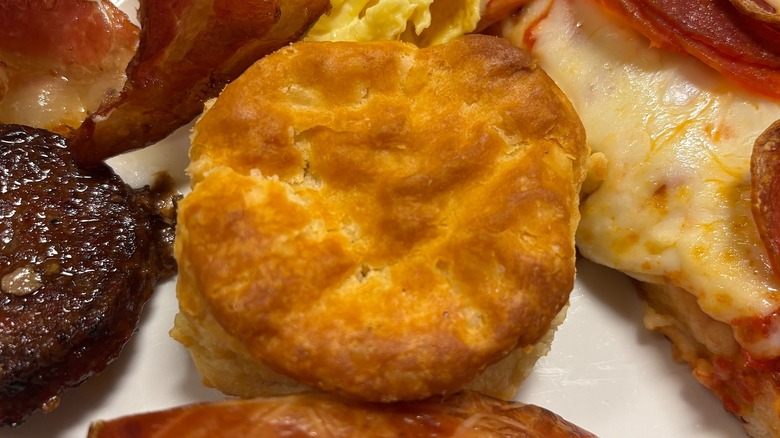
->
{"left": 304, "top": 0, "right": 482, "bottom": 47}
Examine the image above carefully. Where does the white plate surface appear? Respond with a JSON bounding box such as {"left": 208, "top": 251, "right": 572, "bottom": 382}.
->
{"left": 3, "top": 0, "right": 749, "bottom": 436}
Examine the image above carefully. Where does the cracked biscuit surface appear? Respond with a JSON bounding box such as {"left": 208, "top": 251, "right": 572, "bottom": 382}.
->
{"left": 173, "top": 34, "right": 588, "bottom": 402}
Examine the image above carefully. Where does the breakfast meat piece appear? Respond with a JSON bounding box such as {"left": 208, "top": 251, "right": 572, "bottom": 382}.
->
{"left": 1, "top": 0, "right": 330, "bottom": 167}
{"left": 0, "top": 124, "right": 177, "bottom": 427}
{"left": 67, "top": 0, "right": 330, "bottom": 167}
{"left": 0, "top": 0, "right": 139, "bottom": 132}
{"left": 87, "top": 390, "right": 597, "bottom": 438}
{"left": 172, "top": 34, "right": 589, "bottom": 402}
{"left": 500, "top": 0, "right": 780, "bottom": 436}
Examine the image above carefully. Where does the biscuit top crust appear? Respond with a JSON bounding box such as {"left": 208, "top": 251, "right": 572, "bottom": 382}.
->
{"left": 177, "top": 35, "right": 587, "bottom": 401}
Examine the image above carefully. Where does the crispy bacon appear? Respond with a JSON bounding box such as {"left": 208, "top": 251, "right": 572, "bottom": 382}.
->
{"left": 752, "top": 119, "right": 780, "bottom": 279}
{"left": 0, "top": 0, "right": 139, "bottom": 132}
{"left": 68, "top": 0, "right": 330, "bottom": 167}
{"left": 592, "top": 0, "right": 780, "bottom": 100}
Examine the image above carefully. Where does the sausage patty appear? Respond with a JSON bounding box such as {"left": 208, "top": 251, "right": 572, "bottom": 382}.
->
{"left": 0, "top": 124, "right": 176, "bottom": 426}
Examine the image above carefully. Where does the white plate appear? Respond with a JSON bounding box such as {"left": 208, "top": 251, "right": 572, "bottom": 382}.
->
{"left": 2, "top": 1, "right": 749, "bottom": 436}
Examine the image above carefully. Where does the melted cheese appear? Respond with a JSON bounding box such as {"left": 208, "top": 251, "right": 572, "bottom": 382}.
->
{"left": 502, "top": 0, "right": 780, "bottom": 356}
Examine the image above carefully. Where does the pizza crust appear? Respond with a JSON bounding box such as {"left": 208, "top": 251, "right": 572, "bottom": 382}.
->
{"left": 641, "top": 282, "right": 779, "bottom": 438}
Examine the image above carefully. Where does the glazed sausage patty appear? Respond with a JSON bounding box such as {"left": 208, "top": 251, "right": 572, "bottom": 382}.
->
{"left": 0, "top": 124, "right": 176, "bottom": 426}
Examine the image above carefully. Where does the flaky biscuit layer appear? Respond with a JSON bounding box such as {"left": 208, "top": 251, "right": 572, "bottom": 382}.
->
{"left": 174, "top": 35, "right": 588, "bottom": 401}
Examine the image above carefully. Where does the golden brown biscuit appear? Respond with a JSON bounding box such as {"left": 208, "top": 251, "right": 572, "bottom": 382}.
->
{"left": 173, "top": 34, "right": 588, "bottom": 402}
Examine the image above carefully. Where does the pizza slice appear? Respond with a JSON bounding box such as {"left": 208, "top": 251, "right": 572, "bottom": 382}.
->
{"left": 498, "top": 0, "right": 780, "bottom": 436}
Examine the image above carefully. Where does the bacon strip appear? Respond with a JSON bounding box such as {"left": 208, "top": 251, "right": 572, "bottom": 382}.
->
{"left": 592, "top": 0, "right": 780, "bottom": 100}
{"left": 0, "top": 0, "right": 139, "bottom": 132}
{"left": 0, "top": 0, "right": 137, "bottom": 68}
{"left": 68, "top": 0, "right": 330, "bottom": 167}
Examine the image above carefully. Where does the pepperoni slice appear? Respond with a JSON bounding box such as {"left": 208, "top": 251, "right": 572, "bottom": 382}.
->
{"left": 751, "top": 119, "right": 780, "bottom": 278}
{"left": 593, "top": 0, "right": 780, "bottom": 100}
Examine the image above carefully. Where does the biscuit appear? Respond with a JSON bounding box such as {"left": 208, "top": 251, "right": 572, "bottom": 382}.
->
{"left": 173, "top": 34, "right": 588, "bottom": 402}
